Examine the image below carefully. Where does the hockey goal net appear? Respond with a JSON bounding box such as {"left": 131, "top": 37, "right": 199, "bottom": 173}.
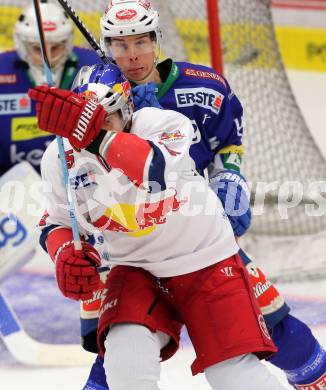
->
{"left": 1, "top": 0, "right": 326, "bottom": 281}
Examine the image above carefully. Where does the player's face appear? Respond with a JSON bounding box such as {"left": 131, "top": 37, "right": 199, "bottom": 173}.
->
{"left": 28, "top": 41, "right": 68, "bottom": 68}
{"left": 102, "top": 111, "right": 124, "bottom": 132}
{"left": 109, "top": 34, "right": 156, "bottom": 82}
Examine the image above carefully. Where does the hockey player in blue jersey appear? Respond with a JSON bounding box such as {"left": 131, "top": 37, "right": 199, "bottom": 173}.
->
{"left": 77, "top": 1, "right": 325, "bottom": 389}
{"left": 0, "top": 1, "right": 101, "bottom": 176}
{"left": 0, "top": 1, "right": 101, "bottom": 288}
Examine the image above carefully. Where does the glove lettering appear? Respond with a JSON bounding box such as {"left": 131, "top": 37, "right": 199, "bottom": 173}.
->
{"left": 210, "top": 169, "right": 251, "bottom": 237}
{"left": 73, "top": 100, "right": 100, "bottom": 142}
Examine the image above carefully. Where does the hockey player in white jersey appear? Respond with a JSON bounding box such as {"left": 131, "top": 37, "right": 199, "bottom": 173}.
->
{"left": 29, "top": 63, "right": 287, "bottom": 389}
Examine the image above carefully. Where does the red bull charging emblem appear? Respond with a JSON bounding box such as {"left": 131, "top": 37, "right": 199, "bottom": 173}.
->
{"left": 93, "top": 190, "right": 187, "bottom": 237}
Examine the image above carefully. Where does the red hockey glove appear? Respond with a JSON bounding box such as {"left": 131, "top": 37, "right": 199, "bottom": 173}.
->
{"left": 47, "top": 228, "right": 101, "bottom": 301}
{"left": 28, "top": 85, "right": 107, "bottom": 150}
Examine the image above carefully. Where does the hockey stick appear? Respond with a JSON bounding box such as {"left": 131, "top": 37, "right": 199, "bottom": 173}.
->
{"left": 33, "top": 0, "right": 81, "bottom": 250}
{"left": 0, "top": 292, "right": 94, "bottom": 366}
{"left": 56, "top": 0, "right": 110, "bottom": 64}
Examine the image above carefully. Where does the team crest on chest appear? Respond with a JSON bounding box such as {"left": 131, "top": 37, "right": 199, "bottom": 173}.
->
{"left": 158, "top": 130, "right": 185, "bottom": 144}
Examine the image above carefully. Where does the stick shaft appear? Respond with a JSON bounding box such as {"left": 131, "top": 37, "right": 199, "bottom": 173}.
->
{"left": 33, "top": 0, "right": 82, "bottom": 250}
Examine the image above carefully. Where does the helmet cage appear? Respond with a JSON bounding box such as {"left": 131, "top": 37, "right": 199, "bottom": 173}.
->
{"left": 14, "top": 2, "right": 73, "bottom": 75}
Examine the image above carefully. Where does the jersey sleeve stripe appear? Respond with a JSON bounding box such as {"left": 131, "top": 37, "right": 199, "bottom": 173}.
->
{"left": 148, "top": 141, "right": 167, "bottom": 191}
{"left": 39, "top": 224, "right": 64, "bottom": 252}
{"left": 218, "top": 144, "right": 244, "bottom": 155}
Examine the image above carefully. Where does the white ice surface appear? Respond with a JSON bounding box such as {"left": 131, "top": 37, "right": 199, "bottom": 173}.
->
{"left": 0, "top": 322, "right": 325, "bottom": 389}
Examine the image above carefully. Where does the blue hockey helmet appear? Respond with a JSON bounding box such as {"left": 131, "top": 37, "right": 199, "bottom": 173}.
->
{"left": 72, "top": 63, "right": 133, "bottom": 128}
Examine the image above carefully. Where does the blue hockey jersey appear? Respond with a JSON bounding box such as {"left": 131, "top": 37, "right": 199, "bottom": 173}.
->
{"left": 156, "top": 59, "right": 244, "bottom": 174}
{"left": 0, "top": 47, "right": 101, "bottom": 175}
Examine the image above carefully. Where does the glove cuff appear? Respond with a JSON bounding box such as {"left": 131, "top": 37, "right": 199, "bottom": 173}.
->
{"left": 210, "top": 169, "right": 250, "bottom": 199}
{"left": 53, "top": 240, "right": 74, "bottom": 264}
{"left": 46, "top": 227, "right": 74, "bottom": 262}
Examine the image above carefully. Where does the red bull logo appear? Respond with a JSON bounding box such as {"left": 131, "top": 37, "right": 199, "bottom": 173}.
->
{"left": 122, "top": 81, "right": 131, "bottom": 99}
{"left": 159, "top": 130, "right": 185, "bottom": 144}
{"left": 93, "top": 190, "right": 187, "bottom": 237}
{"left": 112, "top": 82, "right": 131, "bottom": 102}
{"left": 80, "top": 90, "right": 99, "bottom": 102}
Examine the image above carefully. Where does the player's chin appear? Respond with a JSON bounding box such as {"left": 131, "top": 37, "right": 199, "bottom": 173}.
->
{"left": 126, "top": 68, "right": 148, "bottom": 82}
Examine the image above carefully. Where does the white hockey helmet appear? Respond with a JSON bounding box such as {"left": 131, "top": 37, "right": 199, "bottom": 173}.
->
{"left": 14, "top": 1, "right": 74, "bottom": 85}
{"left": 100, "top": 0, "right": 162, "bottom": 55}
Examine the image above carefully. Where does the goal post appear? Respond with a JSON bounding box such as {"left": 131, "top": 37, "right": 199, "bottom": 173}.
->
{"left": 206, "top": 0, "right": 223, "bottom": 73}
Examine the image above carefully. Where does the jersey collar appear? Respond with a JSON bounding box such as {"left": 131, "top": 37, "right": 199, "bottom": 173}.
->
{"left": 156, "top": 59, "right": 179, "bottom": 99}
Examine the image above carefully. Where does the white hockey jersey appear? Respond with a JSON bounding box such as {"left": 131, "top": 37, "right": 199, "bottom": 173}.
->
{"left": 40, "top": 107, "right": 238, "bottom": 277}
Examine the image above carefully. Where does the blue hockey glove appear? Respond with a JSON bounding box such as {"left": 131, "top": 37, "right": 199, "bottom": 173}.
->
{"left": 132, "top": 82, "right": 162, "bottom": 111}
{"left": 210, "top": 169, "right": 251, "bottom": 237}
